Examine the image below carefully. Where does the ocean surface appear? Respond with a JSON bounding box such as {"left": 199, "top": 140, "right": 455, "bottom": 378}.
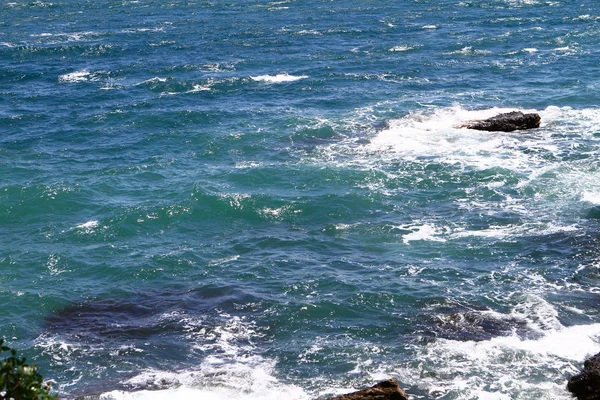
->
{"left": 1, "top": 0, "right": 600, "bottom": 399}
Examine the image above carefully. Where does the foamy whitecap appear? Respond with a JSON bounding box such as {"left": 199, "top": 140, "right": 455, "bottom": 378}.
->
{"left": 250, "top": 74, "right": 308, "bottom": 83}
{"left": 574, "top": 14, "right": 600, "bottom": 21}
{"left": 296, "top": 29, "right": 321, "bottom": 35}
{"left": 190, "top": 84, "right": 211, "bottom": 92}
{"left": 422, "top": 25, "right": 437, "bottom": 29}
{"left": 59, "top": 70, "right": 93, "bottom": 83}
{"left": 451, "top": 223, "right": 579, "bottom": 240}
{"left": 234, "top": 161, "right": 263, "bottom": 169}
{"left": 401, "top": 224, "right": 447, "bottom": 244}
{"left": 74, "top": 220, "right": 99, "bottom": 234}
{"left": 510, "top": 293, "right": 563, "bottom": 332}
{"left": 76, "top": 220, "right": 98, "bottom": 229}
{"left": 446, "top": 46, "right": 492, "bottom": 55}
{"left": 582, "top": 192, "right": 600, "bottom": 204}
{"left": 136, "top": 77, "right": 169, "bottom": 85}
{"left": 389, "top": 45, "right": 414, "bottom": 52}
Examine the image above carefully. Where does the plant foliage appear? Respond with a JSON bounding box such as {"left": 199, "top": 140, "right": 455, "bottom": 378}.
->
{"left": 0, "top": 339, "right": 56, "bottom": 400}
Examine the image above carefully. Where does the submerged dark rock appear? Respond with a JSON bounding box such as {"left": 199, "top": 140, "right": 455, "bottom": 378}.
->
{"left": 325, "top": 379, "right": 408, "bottom": 400}
{"left": 430, "top": 310, "right": 530, "bottom": 342}
{"left": 46, "top": 286, "right": 260, "bottom": 340}
{"left": 568, "top": 352, "right": 600, "bottom": 400}
{"left": 459, "top": 111, "right": 541, "bottom": 132}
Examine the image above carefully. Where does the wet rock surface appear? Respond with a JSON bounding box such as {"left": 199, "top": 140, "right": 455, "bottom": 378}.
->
{"left": 568, "top": 352, "right": 600, "bottom": 400}
{"left": 325, "top": 379, "right": 408, "bottom": 400}
{"left": 459, "top": 111, "right": 541, "bottom": 132}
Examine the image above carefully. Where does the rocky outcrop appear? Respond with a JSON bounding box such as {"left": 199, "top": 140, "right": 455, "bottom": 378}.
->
{"left": 568, "top": 352, "right": 600, "bottom": 400}
{"left": 459, "top": 111, "right": 541, "bottom": 132}
{"left": 325, "top": 379, "right": 408, "bottom": 400}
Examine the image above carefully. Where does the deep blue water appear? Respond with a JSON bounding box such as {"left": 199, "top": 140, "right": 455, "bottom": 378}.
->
{"left": 1, "top": 0, "right": 600, "bottom": 399}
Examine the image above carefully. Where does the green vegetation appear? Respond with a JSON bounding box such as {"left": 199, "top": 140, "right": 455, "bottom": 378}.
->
{"left": 1, "top": 339, "right": 56, "bottom": 400}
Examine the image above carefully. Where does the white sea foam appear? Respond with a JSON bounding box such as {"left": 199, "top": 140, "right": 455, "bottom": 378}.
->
{"left": 59, "top": 70, "right": 93, "bottom": 83}
{"left": 119, "top": 27, "right": 165, "bottom": 34}
{"left": 446, "top": 46, "right": 492, "bottom": 55}
{"left": 234, "top": 161, "right": 263, "bottom": 169}
{"left": 451, "top": 223, "right": 579, "bottom": 240}
{"left": 99, "top": 379, "right": 308, "bottom": 400}
{"left": 541, "top": 106, "right": 600, "bottom": 135}
{"left": 76, "top": 220, "right": 98, "bottom": 229}
{"left": 136, "top": 77, "right": 168, "bottom": 85}
{"left": 422, "top": 25, "right": 437, "bottom": 29}
{"left": 582, "top": 192, "right": 600, "bottom": 205}
{"left": 159, "top": 83, "right": 212, "bottom": 96}
{"left": 359, "top": 105, "right": 600, "bottom": 174}
{"left": 296, "top": 29, "right": 321, "bottom": 35}
{"left": 389, "top": 45, "right": 414, "bottom": 52}
{"left": 503, "top": 0, "right": 540, "bottom": 6}
{"left": 401, "top": 224, "right": 447, "bottom": 244}
{"left": 430, "top": 321, "right": 600, "bottom": 370}
{"left": 574, "top": 14, "right": 600, "bottom": 21}
{"left": 189, "top": 84, "right": 211, "bottom": 92}
{"left": 33, "top": 31, "right": 101, "bottom": 42}
{"left": 365, "top": 106, "right": 531, "bottom": 169}
{"left": 388, "top": 297, "right": 600, "bottom": 399}
{"left": 74, "top": 220, "right": 99, "bottom": 234}
{"left": 510, "top": 293, "right": 563, "bottom": 332}
{"left": 250, "top": 74, "right": 308, "bottom": 83}
{"left": 95, "top": 315, "right": 310, "bottom": 400}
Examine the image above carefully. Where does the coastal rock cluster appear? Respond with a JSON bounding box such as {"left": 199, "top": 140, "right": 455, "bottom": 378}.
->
{"left": 325, "top": 379, "right": 408, "bottom": 400}
{"left": 568, "top": 352, "right": 600, "bottom": 400}
{"left": 458, "top": 111, "right": 541, "bottom": 132}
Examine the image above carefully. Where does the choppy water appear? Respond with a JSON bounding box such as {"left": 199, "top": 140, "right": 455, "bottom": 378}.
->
{"left": 1, "top": 0, "right": 600, "bottom": 399}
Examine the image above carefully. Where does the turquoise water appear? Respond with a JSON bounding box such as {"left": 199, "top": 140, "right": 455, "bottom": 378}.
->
{"left": 1, "top": 0, "right": 600, "bottom": 399}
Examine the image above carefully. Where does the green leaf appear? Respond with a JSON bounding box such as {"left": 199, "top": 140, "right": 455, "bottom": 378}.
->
{"left": 0, "top": 338, "right": 57, "bottom": 400}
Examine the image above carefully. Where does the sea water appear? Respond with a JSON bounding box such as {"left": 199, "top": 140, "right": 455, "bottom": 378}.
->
{"left": 1, "top": 0, "right": 600, "bottom": 399}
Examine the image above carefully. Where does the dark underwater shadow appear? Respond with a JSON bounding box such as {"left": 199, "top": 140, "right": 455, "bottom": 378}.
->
{"left": 46, "top": 285, "right": 262, "bottom": 341}
{"left": 44, "top": 285, "right": 266, "bottom": 399}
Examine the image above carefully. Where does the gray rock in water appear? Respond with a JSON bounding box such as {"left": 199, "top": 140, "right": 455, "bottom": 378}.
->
{"left": 325, "top": 379, "right": 408, "bottom": 400}
{"left": 568, "top": 352, "right": 600, "bottom": 400}
{"left": 459, "top": 111, "right": 541, "bottom": 132}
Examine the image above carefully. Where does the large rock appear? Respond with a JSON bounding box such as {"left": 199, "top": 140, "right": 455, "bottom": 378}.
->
{"left": 459, "top": 111, "right": 541, "bottom": 132}
{"left": 568, "top": 352, "right": 600, "bottom": 400}
{"left": 326, "top": 379, "right": 408, "bottom": 400}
